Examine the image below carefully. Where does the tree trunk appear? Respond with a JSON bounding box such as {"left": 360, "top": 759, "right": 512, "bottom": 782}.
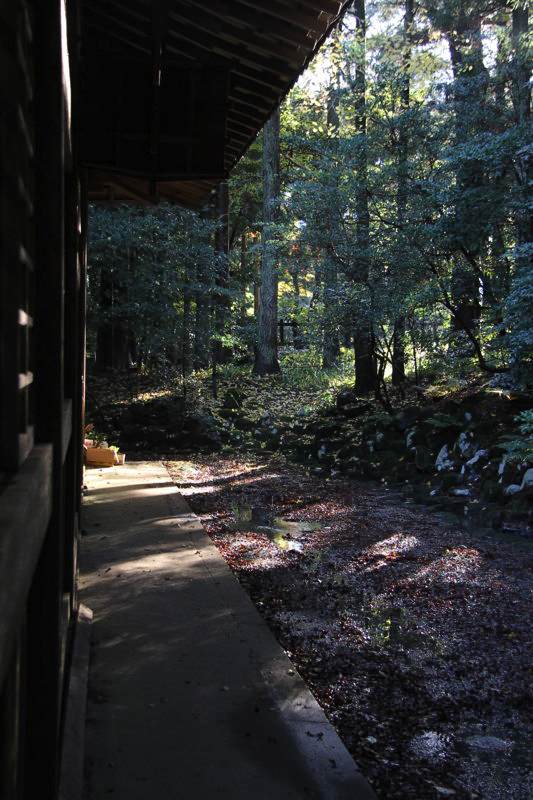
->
{"left": 511, "top": 3, "right": 532, "bottom": 268}
{"left": 392, "top": 0, "right": 413, "bottom": 387}
{"left": 193, "top": 208, "right": 212, "bottom": 369}
{"left": 341, "top": 315, "right": 352, "bottom": 349}
{"left": 447, "top": 11, "right": 487, "bottom": 343}
{"left": 194, "top": 271, "right": 210, "bottom": 369}
{"left": 352, "top": 0, "right": 375, "bottom": 394}
{"left": 322, "top": 48, "right": 341, "bottom": 369}
{"left": 512, "top": 3, "right": 531, "bottom": 125}
{"left": 322, "top": 259, "right": 340, "bottom": 368}
{"left": 96, "top": 265, "right": 132, "bottom": 371}
{"left": 214, "top": 180, "right": 231, "bottom": 364}
{"left": 240, "top": 233, "right": 248, "bottom": 328}
{"left": 182, "top": 286, "right": 192, "bottom": 377}
{"left": 392, "top": 318, "right": 406, "bottom": 386}
{"left": 96, "top": 265, "right": 113, "bottom": 370}
{"left": 112, "top": 320, "right": 132, "bottom": 370}
{"left": 488, "top": 34, "right": 511, "bottom": 310}
{"left": 253, "top": 109, "right": 281, "bottom": 376}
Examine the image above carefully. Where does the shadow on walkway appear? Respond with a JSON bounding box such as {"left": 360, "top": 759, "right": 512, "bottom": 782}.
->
{"left": 81, "top": 461, "right": 376, "bottom": 800}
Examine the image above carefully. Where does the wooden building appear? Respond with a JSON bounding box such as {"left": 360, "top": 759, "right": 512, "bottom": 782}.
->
{"left": 0, "top": 2, "right": 350, "bottom": 797}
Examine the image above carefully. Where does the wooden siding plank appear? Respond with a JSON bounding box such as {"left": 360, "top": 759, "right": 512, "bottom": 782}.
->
{"left": 62, "top": 399, "right": 72, "bottom": 464}
{"left": 0, "top": 445, "right": 53, "bottom": 688}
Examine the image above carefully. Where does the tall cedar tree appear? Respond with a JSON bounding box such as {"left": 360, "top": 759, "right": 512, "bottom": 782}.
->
{"left": 254, "top": 109, "right": 281, "bottom": 375}
{"left": 391, "top": 0, "right": 414, "bottom": 386}
{"left": 322, "top": 30, "right": 342, "bottom": 369}
{"left": 352, "top": 0, "right": 376, "bottom": 394}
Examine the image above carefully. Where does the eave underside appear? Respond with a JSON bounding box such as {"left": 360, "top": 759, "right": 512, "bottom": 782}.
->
{"left": 82, "top": 0, "right": 350, "bottom": 208}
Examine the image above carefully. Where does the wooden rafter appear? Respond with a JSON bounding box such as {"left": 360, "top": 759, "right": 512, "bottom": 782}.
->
{"left": 166, "top": 6, "right": 301, "bottom": 68}
{"left": 181, "top": 0, "right": 322, "bottom": 45}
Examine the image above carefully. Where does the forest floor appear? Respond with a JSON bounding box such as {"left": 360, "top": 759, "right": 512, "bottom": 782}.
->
{"left": 87, "top": 362, "right": 532, "bottom": 799}
{"left": 166, "top": 453, "right": 533, "bottom": 800}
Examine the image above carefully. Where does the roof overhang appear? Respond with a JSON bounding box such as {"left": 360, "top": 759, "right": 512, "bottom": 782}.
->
{"left": 81, "top": 0, "right": 351, "bottom": 208}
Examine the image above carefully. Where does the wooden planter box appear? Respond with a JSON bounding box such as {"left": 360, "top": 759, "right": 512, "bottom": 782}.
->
{"left": 85, "top": 447, "right": 117, "bottom": 468}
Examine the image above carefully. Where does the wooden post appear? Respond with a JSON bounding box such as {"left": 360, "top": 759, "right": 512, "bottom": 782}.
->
{"left": 78, "top": 172, "right": 89, "bottom": 514}
{"left": 63, "top": 0, "right": 85, "bottom": 604}
{"left": 27, "top": 2, "right": 67, "bottom": 796}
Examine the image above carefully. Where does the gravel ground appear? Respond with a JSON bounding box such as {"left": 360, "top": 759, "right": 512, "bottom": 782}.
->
{"left": 166, "top": 454, "right": 533, "bottom": 800}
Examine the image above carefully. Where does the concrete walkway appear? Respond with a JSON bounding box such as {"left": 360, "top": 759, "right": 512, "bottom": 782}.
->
{"left": 80, "top": 461, "right": 376, "bottom": 800}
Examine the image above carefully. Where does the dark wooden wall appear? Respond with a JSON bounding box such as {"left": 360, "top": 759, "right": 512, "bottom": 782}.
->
{"left": 0, "top": 2, "right": 86, "bottom": 797}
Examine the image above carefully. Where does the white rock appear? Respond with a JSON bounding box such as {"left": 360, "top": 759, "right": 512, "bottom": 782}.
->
{"left": 466, "top": 735, "right": 513, "bottom": 752}
{"left": 457, "top": 432, "right": 471, "bottom": 456}
{"left": 433, "top": 786, "right": 456, "bottom": 797}
{"left": 450, "top": 488, "right": 471, "bottom": 497}
{"left": 411, "top": 731, "right": 448, "bottom": 760}
{"left": 520, "top": 467, "right": 533, "bottom": 490}
{"left": 436, "top": 445, "right": 454, "bottom": 471}
{"left": 466, "top": 449, "right": 488, "bottom": 467}
{"left": 504, "top": 484, "right": 521, "bottom": 496}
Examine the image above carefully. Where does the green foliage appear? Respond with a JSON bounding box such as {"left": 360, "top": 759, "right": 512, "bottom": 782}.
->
{"left": 87, "top": 0, "right": 532, "bottom": 398}
{"left": 87, "top": 203, "right": 217, "bottom": 366}
{"left": 211, "top": 349, "right": 353, "bottom": 427}
{"left": 505, "top": 258, "right": 533, "bottom": 388}
{"left": 275, "top": 0, "right": 532, "bottom": 386}
{"left": 498, "top": 410, "right": 533, "bottom": 465}
{"left": 426, "top": 413, "right": 464, "bottom": 430}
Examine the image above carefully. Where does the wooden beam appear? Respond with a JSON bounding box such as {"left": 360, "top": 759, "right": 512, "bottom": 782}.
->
{"left": 164, "top": 34, "right": 287, "bottom": 95}
{"left": 167, "top": 7, "right": 301, "bottom": 68}
{"left": 86, "top": 6, "right": 151, "bottom": 48}
{"left": 163, "top": 19, "right": 293, "bottom": 78}
{"left": 230, "top": 86, "right": 275, "bottom": 112}
{"left": 235, "top": 0, "right": 328, "bottom": 34}
{"left": 298, "top": 0, "right": 343, "bottom": 14}
{"left": 228, "top": 101, "right": 265, "bottom": 125}
{"left": 181, "top": 0, "right": 323, "bottom": 45}
{"left": 84, "top": 21, "right": 151, "bottom": 56}
{"left": 227, "top": 121, "right": 257, "bottom": 139}
{"left": 229, "top": 108, "right": 264, "bottom": 130}
{"left": 91, "top": 0, "right": 150, "bottom": 28}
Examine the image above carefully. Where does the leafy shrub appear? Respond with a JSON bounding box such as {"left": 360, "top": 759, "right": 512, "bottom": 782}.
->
{"left": 498, "top": 410, "right": 533, "bottom": 465}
